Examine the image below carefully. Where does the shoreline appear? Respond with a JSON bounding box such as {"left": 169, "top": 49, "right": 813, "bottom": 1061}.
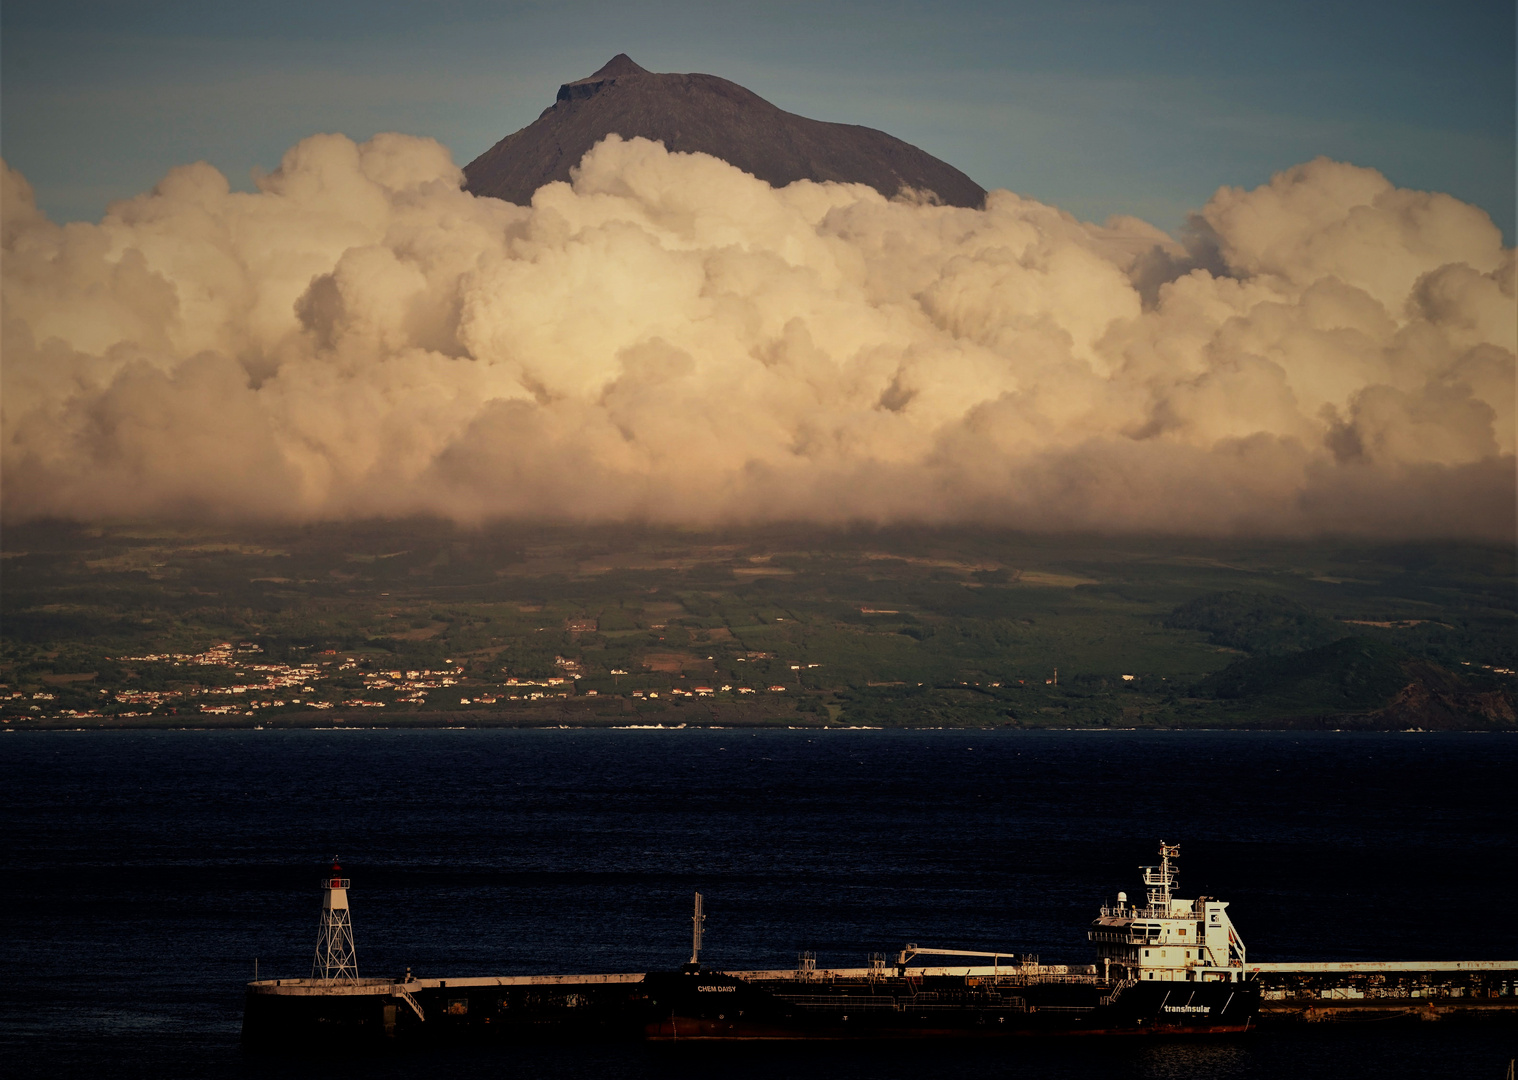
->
{"left": 5, "top": 718, "right": 1514, "bottom": 734}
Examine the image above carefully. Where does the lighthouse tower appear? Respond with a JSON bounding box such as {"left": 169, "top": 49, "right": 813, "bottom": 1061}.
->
{"left": 312, "top": 860, "right": 358, "bottom": 981}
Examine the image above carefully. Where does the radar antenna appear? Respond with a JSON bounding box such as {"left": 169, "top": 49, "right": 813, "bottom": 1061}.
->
{"left": 1141, "top": 842, "right": 1180, "bottom": 910}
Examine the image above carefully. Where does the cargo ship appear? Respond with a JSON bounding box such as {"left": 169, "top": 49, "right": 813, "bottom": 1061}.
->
{"left": 242, "top": 843, "right": 1516, "bottom": 1049}
{"left": 641, "top": 844, "right": 1255, "bottom": 1039}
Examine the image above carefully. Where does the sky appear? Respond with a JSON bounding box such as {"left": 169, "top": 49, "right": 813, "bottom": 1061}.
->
{"left": 2, "top": 1, "right": 1514, "bottom": 538}
{"left": 2, "top": 0, "right": 1514, "bottom": 240}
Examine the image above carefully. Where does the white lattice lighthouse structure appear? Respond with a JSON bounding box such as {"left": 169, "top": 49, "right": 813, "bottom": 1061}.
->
{"left": 312, "top": 861, "right": 358, "bottom": 981}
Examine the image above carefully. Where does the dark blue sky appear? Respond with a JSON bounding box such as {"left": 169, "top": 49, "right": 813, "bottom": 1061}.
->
{"left": 3, "top": 0, "right": 1513, "bottom": 239}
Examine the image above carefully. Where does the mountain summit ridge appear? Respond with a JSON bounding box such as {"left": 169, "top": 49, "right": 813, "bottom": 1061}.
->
{"left": 577, "top": 52, "right": 648, "bottom": 81}
{"left": 463, "top": 54, "right": 986, "bottom": 208}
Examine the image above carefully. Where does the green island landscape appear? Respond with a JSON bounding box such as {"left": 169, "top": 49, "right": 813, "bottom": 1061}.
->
{"left": 1, "top": 521, "right": 1513, "bottom": 731}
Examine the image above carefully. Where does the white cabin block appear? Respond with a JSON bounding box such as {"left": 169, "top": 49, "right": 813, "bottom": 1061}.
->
{"left": 1087, "top": 842, "right": 1247, "bottom": 983}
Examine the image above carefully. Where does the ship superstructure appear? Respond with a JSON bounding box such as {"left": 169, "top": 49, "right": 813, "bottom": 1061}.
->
{"left": 1088, "top": 842, "right": 1246, "bottom": 983}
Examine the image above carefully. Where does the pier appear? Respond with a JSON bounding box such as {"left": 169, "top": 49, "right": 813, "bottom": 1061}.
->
{"left": 1248, "top": 961, "right": 1516, "bottom": 1023}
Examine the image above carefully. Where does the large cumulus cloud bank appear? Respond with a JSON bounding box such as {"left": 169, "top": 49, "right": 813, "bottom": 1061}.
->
{"left": 2, "top": 133, "right": 1513, "bottom": 537}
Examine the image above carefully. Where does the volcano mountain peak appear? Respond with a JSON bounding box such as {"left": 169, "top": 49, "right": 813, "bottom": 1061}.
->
{"left": 463, "top": 55, "right": 985, "bottom": 208}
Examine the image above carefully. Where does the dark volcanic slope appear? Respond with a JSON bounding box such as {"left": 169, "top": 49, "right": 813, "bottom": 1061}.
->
{"left": 464, "top": 54, "right": 986, "bottom": 208}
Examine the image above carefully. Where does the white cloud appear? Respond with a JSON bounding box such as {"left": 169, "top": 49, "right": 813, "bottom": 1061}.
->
{"left": 2, "top": 135, "right": 1512, "bottom": 537}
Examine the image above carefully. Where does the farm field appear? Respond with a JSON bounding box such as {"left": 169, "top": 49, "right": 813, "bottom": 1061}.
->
{"left": 1, "top": 521, "right": 1513, "bottom": 730}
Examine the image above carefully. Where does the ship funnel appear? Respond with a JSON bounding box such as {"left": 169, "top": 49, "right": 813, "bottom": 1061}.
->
{"left": 312, "top": 859, "right": 358, "bottom": 981}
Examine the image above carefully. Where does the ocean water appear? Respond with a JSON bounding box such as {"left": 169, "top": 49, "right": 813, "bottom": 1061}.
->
{"left": 3, "top": 728, "right": 1515, "bottom": 1078}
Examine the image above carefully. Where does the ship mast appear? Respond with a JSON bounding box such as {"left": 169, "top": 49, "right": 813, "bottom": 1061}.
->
{"left": 1142, "top": 842, "right": 1180, "bottom": 911}
{"left": 689, "top": 891, "right": 705, "bottom": 967}
{"left": 312, "top": 859, "right": 358, "bottom": 981}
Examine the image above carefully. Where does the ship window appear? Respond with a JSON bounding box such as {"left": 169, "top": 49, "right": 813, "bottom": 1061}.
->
{"left": 1144, "top": 949, "right": 1149, "bottom": 957}
{"left": 446, "top": 998, "right": 468, "bottom": 1015}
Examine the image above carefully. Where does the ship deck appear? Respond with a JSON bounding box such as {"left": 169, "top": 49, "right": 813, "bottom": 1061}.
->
{"left": 245, "top": 963, "right": 1102, "bottom": 996}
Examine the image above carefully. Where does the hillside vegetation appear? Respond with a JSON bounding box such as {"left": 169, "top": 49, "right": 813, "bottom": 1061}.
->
{"left": 1, "top": 523, "right": 1512, "bottom": 730}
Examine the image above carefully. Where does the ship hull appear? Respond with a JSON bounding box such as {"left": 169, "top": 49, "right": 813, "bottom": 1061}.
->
{"left": 641, "top": 970, "right": 1257, "bottom": 1040}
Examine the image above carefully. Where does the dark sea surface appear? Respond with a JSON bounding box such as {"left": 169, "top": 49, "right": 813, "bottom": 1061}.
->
{"left": 3, "top": 728, "right": 1515, "bottom": 1079}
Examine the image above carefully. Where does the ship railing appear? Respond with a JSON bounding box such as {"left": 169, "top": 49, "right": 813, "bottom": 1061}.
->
{"left": 772, "top": 994, "right": 900, "bottom": 1010}
{"left": 1099, "top": 977, "right": 1137, "bottom": 1006}
{"left": 986, "top": 973, "right": 1103, "bottom": 987}
{"left": 1099, "top": 905, "right": 1198, "bottom": 920}
{"left": 391, "top": 985, "right": 426, "bottom": 1021}
{"left": 766, "top": 971, "right": 1101, "bottom": 986}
